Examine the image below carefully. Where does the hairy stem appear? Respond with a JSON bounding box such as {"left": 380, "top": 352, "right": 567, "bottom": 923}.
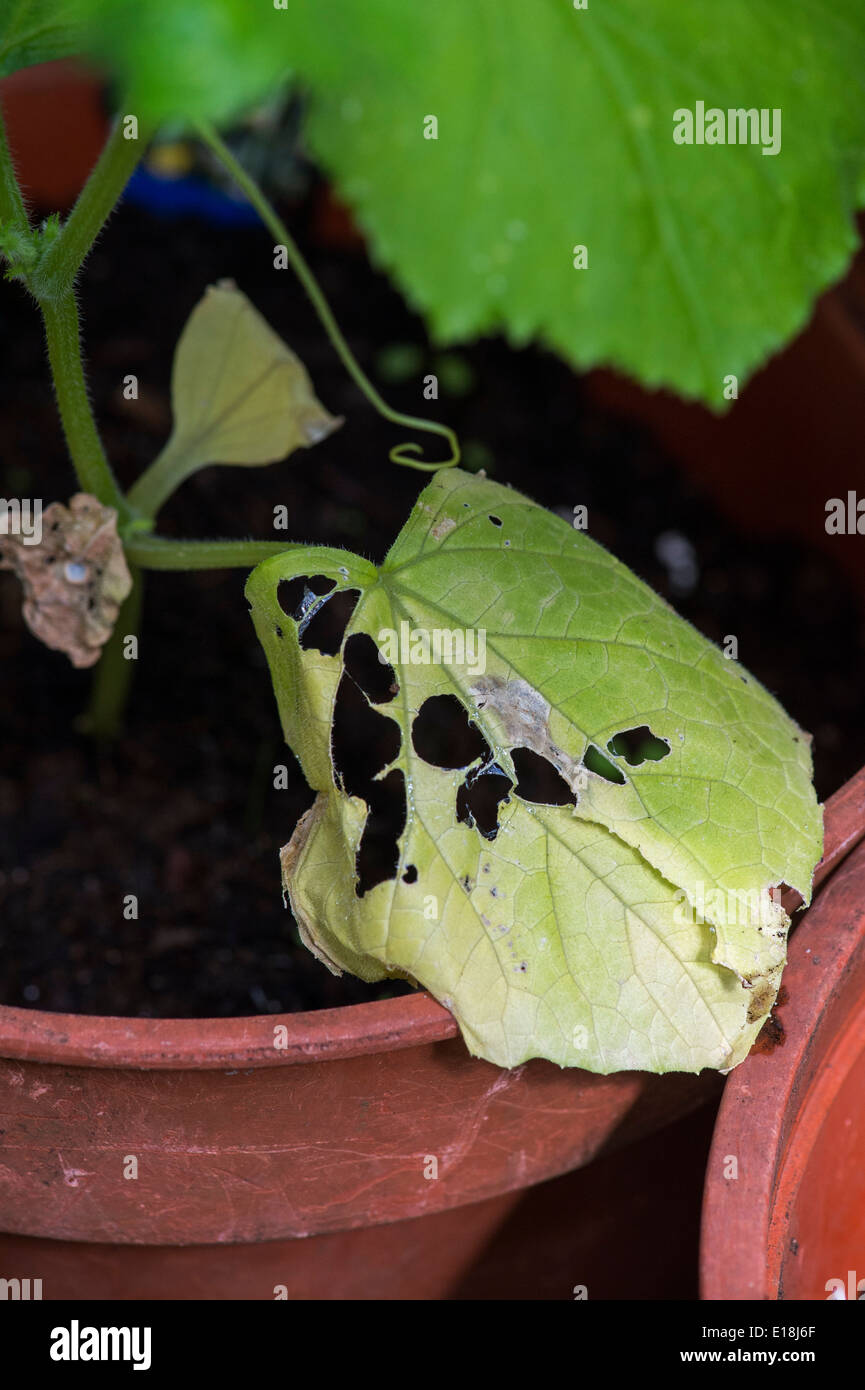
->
{"left": 198, "top": 120, "right": 460, "bottom": 472}
{"left": 0, "top": 101, "right": 30, "bottom": 239}
{"left": 32, "top": 111, "right": 149, "bottom": 513}
{"left": 125, "top": 534, "right": 296, "bottom": 571}
{"left": 32, "top": 111, "right": 148, "bottom": 299}
{"left": 41, "top": 295, "right": 126, "bottom": 512}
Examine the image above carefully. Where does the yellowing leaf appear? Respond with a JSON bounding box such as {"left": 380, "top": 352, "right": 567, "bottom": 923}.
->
{"left": 169, "top": 280, "right": 340, "bottom": 467}
{"left": 129, "top": 281, "right": 340, "bottom": 514}
{"left": 247, "top": 469, "right": 823, "bottom": 1075}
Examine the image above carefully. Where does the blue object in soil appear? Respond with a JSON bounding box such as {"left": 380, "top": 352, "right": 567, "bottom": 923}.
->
{"left": 124, "top": 167, "right": 260, "bottom": 226}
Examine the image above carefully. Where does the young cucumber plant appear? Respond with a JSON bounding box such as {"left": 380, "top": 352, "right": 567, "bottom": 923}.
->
{"left": 248, "top": 469, "right": 823, "bottom": 1075}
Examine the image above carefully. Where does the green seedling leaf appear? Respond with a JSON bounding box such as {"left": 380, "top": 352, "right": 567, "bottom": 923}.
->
{"left": 0, "top": 1, "right": 82, "bottom": 80}
{"left": 276, "top": 0, "right": 865, "bottom": 406}
{"left": 248, "top": 469, "right": 822, "bottom": 1074}
{"left": 158, "top": 279, "right": 340, "bottom": 478}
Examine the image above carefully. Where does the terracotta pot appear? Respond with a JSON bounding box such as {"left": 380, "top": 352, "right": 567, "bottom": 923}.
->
{"left": 0, "top": 981, "right": 715, "bottom": 1300}
{"left": 0, "top": 61, "right": 108, "bottom": 210}
{"left": 1, "top": 771, "right": 861, "bottom": 1300}
{"left": 701, "top": 768, "right": 865, "bottom": 1300}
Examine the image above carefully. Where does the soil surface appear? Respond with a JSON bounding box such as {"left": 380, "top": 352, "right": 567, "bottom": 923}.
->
{"left": 2, "top": 176, "right": 864, "bottom": 1018}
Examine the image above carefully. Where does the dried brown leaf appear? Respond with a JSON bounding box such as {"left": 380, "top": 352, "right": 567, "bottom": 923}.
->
{"left": 0, "top": 494, "right": 132, "bottom": 668}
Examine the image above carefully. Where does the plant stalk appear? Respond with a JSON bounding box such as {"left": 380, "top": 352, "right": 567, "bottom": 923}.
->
{"left": 79, "top": 565, "right": 143, "bottom": 739}
{"left": 0, "top": 101, "right": 30, "bottom": 240}
{"left": 32, "top": 110, "right": 149, "bottom": 514}
{"left": 41, "top": 294, "right": 126, "bottom": 513}
{"left": 32, "top": 111, "right": 148, "bottom": 298}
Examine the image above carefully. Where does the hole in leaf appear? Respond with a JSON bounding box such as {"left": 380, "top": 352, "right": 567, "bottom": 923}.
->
{"left": 277, "top": 574, "right": 335, "bottom": 619}
{"left": 770, "top": 881, "right": 799, "bottom": 918}
{"left": 583, "top": 744, "right": 626, "bottom": 785}
{"left": 343, "top": 632, "right": 398, "bottom": 703}
{"left": 412, "top": 694, "right": 490, "bottom": 769}
{"left": 457, "top": 766, "right": 512, "bottom": 840}
{"left": 488, "top": 514, "right": 503, "bottom": 527}
{"left": 300, "top": 589, "right": 360, "bottom": 655}
{"left": 402, "top": 864, "right": 418, "bottom": 884}
{"left": 511, "top": 747, "right": 576, "bottom": 805}
{"left": 606, "top": 726, "right": 671, "bottom": 766}
{"left": 332, "top": 672, "right": 401, "bottom": 794}
{"left": 356, "top": 769, "right": 407, "bottom": 897}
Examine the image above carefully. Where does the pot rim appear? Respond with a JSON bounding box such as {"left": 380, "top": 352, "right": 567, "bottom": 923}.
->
{"left": 0, "top": 990, "right": 457, "bottom": 1069}
{"left": 2, "top": 767, "right": 863, "bottom": 1073}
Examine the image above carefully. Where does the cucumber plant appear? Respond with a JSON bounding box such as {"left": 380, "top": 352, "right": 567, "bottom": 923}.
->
{"left": 0, "top": 1, "right": 842, "bottom": 1070}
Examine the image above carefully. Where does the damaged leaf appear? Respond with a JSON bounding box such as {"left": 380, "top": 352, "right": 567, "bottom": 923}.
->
{"left": 131, "top": 281, "right": 340, "bottom": 509}
{"left": 247, "top": 468, "right": 823, "bottom": 1074}
{"left": 0, "top": 493, "right": 132, "bottom": 668}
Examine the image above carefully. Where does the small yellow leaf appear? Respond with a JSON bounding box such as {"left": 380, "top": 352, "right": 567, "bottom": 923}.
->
{"left": 168, "top": 279, "right": 340, "bottom": 469}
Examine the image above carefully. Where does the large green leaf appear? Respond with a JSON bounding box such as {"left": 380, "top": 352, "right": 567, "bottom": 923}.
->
{"left": 72, "top": 0, "right": 290, "bottom": 123}
{"left": 59, "top": 2, "right": 865, "bottom": 401}
{"left": 0, "top": 0, "right": 82, "bottom": 79}
{"left": 248, "top": 469, "right": 823, "bottom": 1074}
{"left": 277, "top": 0, "right": 865, "bottom": 405}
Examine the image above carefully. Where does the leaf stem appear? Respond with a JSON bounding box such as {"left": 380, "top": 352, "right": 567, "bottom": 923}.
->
{"left": 125, "top": 534, "right": 296, "bottom": 571}
{"left": 125, "top": 437, "right": 202, "bottom": 518}
{"left": 197, "top": 120, "right": 460, "bottom": 473}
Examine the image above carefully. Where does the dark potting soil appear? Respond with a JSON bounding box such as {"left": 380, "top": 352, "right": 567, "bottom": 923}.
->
{"left": 2, "top": 183, "right": 864, "bottom": 1019}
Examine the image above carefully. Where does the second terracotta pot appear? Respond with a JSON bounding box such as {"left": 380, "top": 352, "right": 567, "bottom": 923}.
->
{"left": 701, "top": 803, "right": 865, "bottom": 1300}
